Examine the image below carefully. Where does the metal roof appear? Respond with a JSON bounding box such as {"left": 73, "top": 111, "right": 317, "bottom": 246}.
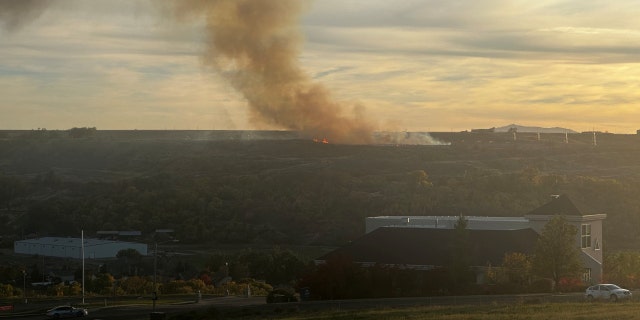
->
{"left": 16, "top": 237, "right": 141, "bottom": 247}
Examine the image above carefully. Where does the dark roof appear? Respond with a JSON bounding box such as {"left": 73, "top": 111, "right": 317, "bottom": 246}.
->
{"left": 527, "top": 194, "right": 594, "bottom": 216}
{"left": 318, "top": 227, "right": 539, "bottom": 267}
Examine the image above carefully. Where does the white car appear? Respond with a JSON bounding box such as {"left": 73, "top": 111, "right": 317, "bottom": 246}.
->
{"left": 585, "top": 284, "right": 632, "bottom": 301}
{"left": 46, "top": 305, "right": 88, "bottom": 318}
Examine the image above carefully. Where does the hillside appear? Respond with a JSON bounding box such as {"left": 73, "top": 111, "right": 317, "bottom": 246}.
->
{"left": 1, "top": 130, "right": 640, "bottom": 250}
{"left": 494, "top": 124, "right": 578, "bottom": 133}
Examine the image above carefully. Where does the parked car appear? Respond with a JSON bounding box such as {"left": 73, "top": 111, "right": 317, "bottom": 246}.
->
{"left": 266, "top": 288, "right": 298, "bottom": 303}
{"left": 585, "top": 284, "right": 632, "bottom": 301}
{"left": 46, "top": 305, "right": 88, "bottom": 318}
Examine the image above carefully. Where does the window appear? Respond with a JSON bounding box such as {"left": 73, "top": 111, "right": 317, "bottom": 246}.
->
{"left": 581, "top": 224, "right": 591, "bottom": 249}
{"left": 582, "top": 268, "right": 592, "bottom": 283}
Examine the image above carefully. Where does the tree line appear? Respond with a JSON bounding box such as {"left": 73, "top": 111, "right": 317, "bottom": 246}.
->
{"left": 0, "top": 214, "right": 637, "bottom": 300}
{"left": 3, "top": 166, "right": 640, "bottom": 250}
{"left": 2, "top": 136, "right": 640, "bottom": 298}
{"left": 0, "top": 247, "right": 306, "bottom": 299}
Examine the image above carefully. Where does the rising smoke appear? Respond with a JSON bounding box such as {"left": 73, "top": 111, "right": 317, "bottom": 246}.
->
{"left": 167, "top": 0, "right": 377, "bottom": 144}
{"left": 0, "top": 0, "right": 52, "bottom": 32}
{"left": 2, "top": 0, "right": 447, "bottom": 145}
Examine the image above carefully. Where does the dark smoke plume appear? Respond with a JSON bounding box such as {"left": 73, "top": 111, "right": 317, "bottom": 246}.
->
{"left": 169, "top": 0, "right": 376, "bottom": 144}
{"left": 0, "top": 0, "right": 52, "bottom": 32}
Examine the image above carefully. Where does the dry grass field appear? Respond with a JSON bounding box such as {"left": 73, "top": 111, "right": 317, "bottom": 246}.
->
{"left": 214, "top": 302, "right": 640, "bottom": 320}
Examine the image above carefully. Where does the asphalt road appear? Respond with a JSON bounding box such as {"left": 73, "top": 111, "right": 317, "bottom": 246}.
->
{"left": 5, "top": 296, "right": 264, "bottom": 320}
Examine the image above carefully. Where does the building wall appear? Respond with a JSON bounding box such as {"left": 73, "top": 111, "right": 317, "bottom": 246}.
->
{"left": 368, "top": 213, "right": 607, "bottom": 284}
{"left": 14, "top": 237, "right": 148, "bottom": 259}
{"left": 525, "top": 213, "right": 606, "bottom": 283}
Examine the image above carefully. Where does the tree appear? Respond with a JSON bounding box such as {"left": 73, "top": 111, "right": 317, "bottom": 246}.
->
{"left": 604, "top": 251, "right": 640, "bottom": 288}
{"left": 67, "top": 127, "right": 97, "bottom": 138}
{"left": 0, "top": 173, "right": 27, "bottom": 211}
{"left": 532, "top": 216, "right": 582, "bottom": 289}
{"left": 406, "top": 170, "right": 433, "bottom": 215}
{"left": 116, "top": 249, "right": 143, "bottom": 276}
{"left": 92, "top": 273, "right": 115, "bottom": 295}
{"left": 119, "top": 276, "right": 149, "bottom": 295}
{"left": 0, "top": 284, "right": 14, "bottom": 298}
{"left": 116, "top": 248, "right": 142, "bottom": 260}
{"left": 449, "top": 214, "right": 472, "bottom": 290}
{"left": 502, "top": 252, "right": 532, "bottom": 287}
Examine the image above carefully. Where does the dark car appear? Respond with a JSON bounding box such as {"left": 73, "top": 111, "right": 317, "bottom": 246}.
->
{"left": 46, "top": 305, "right": 88, "bottom": 318}
{"left": 266, "top": 288, "right": 298, "bottom": 303}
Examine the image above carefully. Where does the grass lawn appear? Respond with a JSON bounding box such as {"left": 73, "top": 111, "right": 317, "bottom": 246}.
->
{"left": 178, "top": 301, "right": 640, "bottom": 320}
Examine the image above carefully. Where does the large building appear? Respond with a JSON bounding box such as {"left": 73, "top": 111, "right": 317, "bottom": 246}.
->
{"left": 14, "top": 237, "right": 148, "bottom": 259}
{"left": 322, "top": 194, "right": 606, "bottom": 284}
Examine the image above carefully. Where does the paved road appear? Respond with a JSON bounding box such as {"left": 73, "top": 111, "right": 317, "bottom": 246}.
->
{"left": 4, "top": 296, "right": 265, "bottom": 320}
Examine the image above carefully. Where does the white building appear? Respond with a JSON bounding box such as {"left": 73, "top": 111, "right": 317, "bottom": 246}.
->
{"left": 14, "top": 237, "right": 148, "bottom": 259}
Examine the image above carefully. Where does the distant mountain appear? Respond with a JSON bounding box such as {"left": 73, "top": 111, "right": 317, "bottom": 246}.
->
{"left": 495, "top": 124, "right": 578, "bottom": 134}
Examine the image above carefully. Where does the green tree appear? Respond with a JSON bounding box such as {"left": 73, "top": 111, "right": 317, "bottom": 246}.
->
{"left": 0, "top": 284, "right": 14, "bottom": 297}
{"left": 92, "top": 273, "right": 115, "bottom": 295}
{"left": 532, "top": 216, "right": 582, "bottom": 289}
{"left": 0, "top": 173, "right": 27, "bottom": 211}
{"left": 116, "top": 248, "right": 142, "bottom": 260}
{"left": 67, "top": 127, "right": 97, "bottom": 138}
{"left": 406, "top": 170, "right": 433, "bottom": 215}
{"left": 604, "top": 251, "right": 640, "bottom": 288}
{"left": 449, "top": 214, "right": 472, "bottom": 290}
{"left": 502, "top": 252, "right": 532, "bottom": 286}
{"left": 119, "top": 276, "right": 149, "bottom": 295}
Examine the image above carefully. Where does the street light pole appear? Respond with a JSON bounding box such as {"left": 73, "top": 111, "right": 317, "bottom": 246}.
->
{"left": 22, "top": 270, "right": 27, "bottom": 304}
{"left": 150, "top": 229, "right": 174, "bottom": 315}
{"left": 152, "top": 241, "right": 157, "bottom": 312}
{"left": 82, "top": 230, "right": 85, "bottom": 305}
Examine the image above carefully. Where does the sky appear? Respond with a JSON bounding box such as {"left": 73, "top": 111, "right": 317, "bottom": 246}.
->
{"left": 1, "top": 0, "right": 640, "bottom": 134}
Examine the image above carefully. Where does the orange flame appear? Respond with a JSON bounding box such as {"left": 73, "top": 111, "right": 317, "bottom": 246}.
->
{"left": 312, "top": 137, "right": 329, "bottom": 144}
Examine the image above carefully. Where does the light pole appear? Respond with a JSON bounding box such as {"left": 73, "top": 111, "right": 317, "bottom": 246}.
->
{"left": 152, "top": 242, "right": 158, "bottom": 312}
{"left": 22, "top": 270, "right": 27, "bottom": 304}
{"left": 150, "top": 229, "right": 175, "bottom": 314}
{"left": 81, "top": 230, "right": 85, "bottom": 305}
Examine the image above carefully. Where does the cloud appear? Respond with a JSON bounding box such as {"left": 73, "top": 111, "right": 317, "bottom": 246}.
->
{"left": 0, "top": 0, "right": 53, "bottom": 32}
{"left": 2, "top": 0, "right": 640, "bottom": 134}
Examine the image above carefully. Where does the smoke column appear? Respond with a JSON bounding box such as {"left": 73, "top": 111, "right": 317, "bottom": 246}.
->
{"left": 2, "top": 0, "right": 447, "bottom": 145}
{"left": 169, "top": 0, "right": 376, "bottom": 144}
{"left": 0, "top": 0, "right": 52, "bottom": 32}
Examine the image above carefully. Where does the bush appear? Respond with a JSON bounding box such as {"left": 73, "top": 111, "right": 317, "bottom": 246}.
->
{"left": 556, "top": 277, "right": 584, "bottom": 292}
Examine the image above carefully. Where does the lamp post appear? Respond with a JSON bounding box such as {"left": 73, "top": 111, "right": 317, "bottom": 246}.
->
{"left": 22, "top": 270, "right": 27, "bottom": 304}
{"left": 152, "top": 242, "right": 158, "bottom": 312}
{"left": 150, "top": 229, "right": 175, "bottom": 314}
{"left": 82, "top": 230, "right": 85, "bottom": 305}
